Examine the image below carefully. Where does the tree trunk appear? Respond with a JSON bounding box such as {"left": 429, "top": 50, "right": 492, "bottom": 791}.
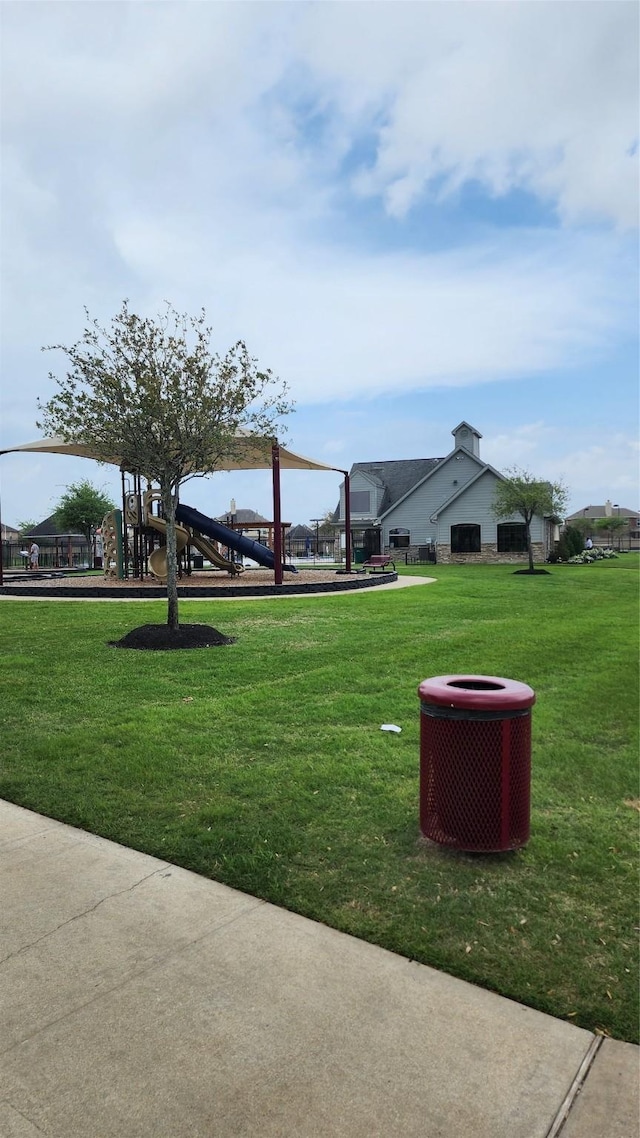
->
{"left": 526, "top": 519, "right": 534, "bottom": 572}
{"left": 162, "top": 482, "right": 179, "bottom": 631}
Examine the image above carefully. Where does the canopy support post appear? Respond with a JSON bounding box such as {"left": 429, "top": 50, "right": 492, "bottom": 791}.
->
{"left": 344, "top": 471, "right": 352, "bottom": 573}
{"left": 272, "top": 442, "right": 283, "bottom": 586}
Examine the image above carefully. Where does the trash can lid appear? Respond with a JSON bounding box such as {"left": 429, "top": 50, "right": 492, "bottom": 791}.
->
{"left": 418, "top": 674, "right": 535, "bottom": 711}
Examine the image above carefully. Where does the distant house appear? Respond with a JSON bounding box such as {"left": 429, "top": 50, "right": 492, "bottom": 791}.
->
{"left": 287, "top": 524, "right": 314, "bottom": 558}
{"left": 213, "top": 507, "right": 291, "bottom": 548}
{"left": 0, "top": 523, "right": 22, "bottom": 570}
{"left": 286, "top": 523, "right": 335, "bottom": 558}
{"left": 333, "top": 422, "right": 558, "bottom": 565}
{"left": 565, "top": 502, "right": 639, "bottom": 550}
{"left": 23, "top": 516, "right": 90, "bottom": 568}
{"left": 288, "top": 524, "right": 314, "bottom": 541}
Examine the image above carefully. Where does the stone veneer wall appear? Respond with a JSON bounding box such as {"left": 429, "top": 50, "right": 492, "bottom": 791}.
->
{"left": 435, "top": 542, "right": 545, "bottom": 565}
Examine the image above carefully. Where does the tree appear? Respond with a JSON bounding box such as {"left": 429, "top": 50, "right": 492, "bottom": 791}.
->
{"left": 37, "top": 302, "right": 293, "bottom": 630}
{"left": 568, "top": 517, "right": 592, "bottom": 540}
{"left": 492, "top": 467, "right": 568, "bottom": 572}
{"left": 17, "top": 519, "right": 38, "bottom": 536}
{"left": 307, "top": 508, "right": 337, "bottom": 558}
{"left": 54, "top": 480, "right": 115, "bottom": 547}
{"left": 309, "top": 508, "right": 336, "bottom": 534}
{"left": 556, "top": 524, "right": 584, "bottom": 561}
{"left": 594, "top": 515, "right": 628, "bottom": 549}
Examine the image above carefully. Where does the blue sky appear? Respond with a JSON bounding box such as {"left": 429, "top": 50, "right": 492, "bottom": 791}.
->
{"left": 1, "top": 0, "right": 638, "bottom": 529}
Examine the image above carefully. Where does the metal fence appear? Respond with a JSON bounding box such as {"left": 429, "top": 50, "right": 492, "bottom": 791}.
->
{"left": 1, "top": 539, "right": 92, "bottom": 570}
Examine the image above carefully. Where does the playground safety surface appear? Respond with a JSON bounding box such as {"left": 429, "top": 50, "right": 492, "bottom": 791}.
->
{"left": 0, "top": 567, "right": 406, "bottom": 599}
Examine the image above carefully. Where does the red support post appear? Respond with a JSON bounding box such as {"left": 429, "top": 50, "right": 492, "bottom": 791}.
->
{"left": 343, "top": 471, "right": 352, "bottom": 573}
{"left": 272, "top": 442, "right": 283, "bottom": 586}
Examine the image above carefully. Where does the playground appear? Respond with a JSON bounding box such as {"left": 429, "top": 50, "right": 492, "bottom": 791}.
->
{"left": 0, "top": 432, "right": 364, "bottom": 595}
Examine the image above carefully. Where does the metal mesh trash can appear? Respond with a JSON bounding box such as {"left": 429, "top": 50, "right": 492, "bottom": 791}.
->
{"left": 418, "top": 675, "right": 535, "bottom": 852}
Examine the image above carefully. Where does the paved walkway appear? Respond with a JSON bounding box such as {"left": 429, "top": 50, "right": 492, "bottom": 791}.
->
{"left": 1, "top": 800, "right": 637, "bottom": 1138}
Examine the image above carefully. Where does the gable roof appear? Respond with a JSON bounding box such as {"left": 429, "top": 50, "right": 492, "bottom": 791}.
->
{"left": 427, "top": 464, "right": 503, "bottom": 521}
{"left": 349, "top": 458, "right": 444, "bottom": 516}
{"left": 375, "top": 443, "right": 496, "bottom": 520}
{"left": 24, "top": 515, "right": 85, "bottom": 538}
{"left": 566, "top": 505, "right": 638, "bottom": 521}
{"left": 288, "top": 524, "right": 314, "bottom": 539}
{"left": 214, "top": 508, "right": 270, "bottom": 525}
{"left": 451, "top": 421, "right": 483, "bottom": 438}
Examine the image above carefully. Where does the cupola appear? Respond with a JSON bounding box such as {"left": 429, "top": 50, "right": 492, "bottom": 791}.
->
{"left": 451, "top": 421, "right": 482, "bottom": 458}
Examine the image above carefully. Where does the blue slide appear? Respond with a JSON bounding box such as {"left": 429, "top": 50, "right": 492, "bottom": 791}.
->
{"left": 176, "top": 503, "right": 298, "bottom": 574}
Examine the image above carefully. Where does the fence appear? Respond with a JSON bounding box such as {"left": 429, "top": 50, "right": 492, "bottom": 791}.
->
{"left": 1, "top": 539, "right": 92, "bottom": 570}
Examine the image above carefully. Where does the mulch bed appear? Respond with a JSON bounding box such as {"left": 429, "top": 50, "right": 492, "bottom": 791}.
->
{"left": 108, "top": 623, "right": 236, "bottom": 651}
{"left": 2, "top": 568, "right": 350, "bottom": 590}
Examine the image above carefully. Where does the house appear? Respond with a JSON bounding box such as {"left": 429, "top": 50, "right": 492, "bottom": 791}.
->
{"left": 565, "top": 502, "right": 639, "bottom": 550}
{"left": 286, "top": 523, "right": 336, "bottom": 559}
{"left": 1, "top": 523, "right": 23, "bottom": 571}
{"left": 23, "top": 516, "right": 91, "bottom": 569}
{"left": 286, "top": 524, "right": 314, "bottom": 557}
{"left": 213, "top": 507, "right": 292, "bottom": 550}
{"left": 333, "top": 422, "right": 557, "bottom": 565}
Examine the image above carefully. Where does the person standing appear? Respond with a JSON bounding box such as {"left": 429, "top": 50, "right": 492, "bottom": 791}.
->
{"left": 29, "top": 541, "right": 39, "bottom": 571}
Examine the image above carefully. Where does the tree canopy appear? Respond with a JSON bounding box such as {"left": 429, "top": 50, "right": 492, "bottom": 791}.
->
{"left": 54, "top": 480, "right": 116, "bottom": 546}
{"left": 309, "top": 508, "right": 337, "bottom": 534}
{"left": 493, "top": 467, "right": 568, "bottom": 571}
{"left": 38, "top": 302, "right": 294, "bottom": 628}
{"left": 594, "top": 515, "right": 628, "bottom": 547}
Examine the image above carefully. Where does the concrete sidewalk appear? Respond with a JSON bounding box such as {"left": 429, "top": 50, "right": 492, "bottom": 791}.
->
{"left": 1, "top": 800, "right": 637, "bottom": 1138}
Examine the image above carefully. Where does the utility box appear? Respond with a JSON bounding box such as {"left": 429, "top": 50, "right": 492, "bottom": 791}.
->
{"left": 418, "top": 675, "right": 535, "bottom": 852}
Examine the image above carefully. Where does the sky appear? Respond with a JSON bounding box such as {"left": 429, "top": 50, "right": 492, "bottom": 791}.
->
{"left": 1, "top": 0, "right": 638, "bottom": 530}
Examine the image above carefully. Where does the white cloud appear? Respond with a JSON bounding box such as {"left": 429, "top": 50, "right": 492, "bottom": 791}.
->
{"left": 2, "top": 1, "right": 637, "bottom": 228}
{"left": 0, "top": 1, "right": 637, "bottom": 528}
{"left": 483, "top": 423, "right": 640, "bottom": 513}
{"left": 483, "top": 423, "right": 559, "bottom": 472}
{"left": 554, "top": 436, "right": 640, "bottom": 509}
{"left": 302, "top": 2, "right": 639, "bottom": 228}
{"left": 104, "top": 218, "right": 633, "bottom": 405}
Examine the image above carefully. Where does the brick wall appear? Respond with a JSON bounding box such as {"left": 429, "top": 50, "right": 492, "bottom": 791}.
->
{"left": 436, "top": 542, "right": 545, "bottom": 565}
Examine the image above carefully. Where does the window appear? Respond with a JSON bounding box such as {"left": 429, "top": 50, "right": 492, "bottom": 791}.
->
{"left": 451, "top": 524, "right": 481, "bottom": 553}
{"left": 497, "top": 523, "right": 527, "bottom": 553}
{"left": 349, "top": 490, "right": 371, "bottom": 514}
{"left": 389, "top": 527, "right": 410, "bottom": 549}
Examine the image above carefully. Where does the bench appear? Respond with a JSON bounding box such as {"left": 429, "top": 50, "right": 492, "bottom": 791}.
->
{"left": 362, "top": 554, "right": 396, "bottom": 573}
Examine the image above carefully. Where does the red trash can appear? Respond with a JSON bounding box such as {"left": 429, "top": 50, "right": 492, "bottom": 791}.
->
{"left": 418, "top": 675, "right": 535, "bottom": 852}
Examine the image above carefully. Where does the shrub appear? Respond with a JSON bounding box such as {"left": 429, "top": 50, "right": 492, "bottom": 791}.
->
{"left": 566, "top": 547, "right": 618, "bottom": 565}
{"left": 557, "top": 525, "right": 584, "bottom": 561}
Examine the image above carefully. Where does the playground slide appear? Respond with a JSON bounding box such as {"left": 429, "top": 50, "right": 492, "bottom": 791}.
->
{"left": 188, "top": 531, "right": 241, "bottom": 574}
{"left": 146, "top": 514, "right": 237, "bottom": 578}
{"left": 146, "top": 516, "right": 189, "bottom": 579}
{"left": 176, "top": 503, "right": 298, "bottom": 573}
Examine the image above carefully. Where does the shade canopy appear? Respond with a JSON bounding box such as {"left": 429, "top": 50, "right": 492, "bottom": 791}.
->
{"left": 0, "top": 433, "right": 342, "bottom": 475}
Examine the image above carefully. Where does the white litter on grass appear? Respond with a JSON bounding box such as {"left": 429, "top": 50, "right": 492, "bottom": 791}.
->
{"left": 380, "top": 724, "right": 402, "bottom": 733}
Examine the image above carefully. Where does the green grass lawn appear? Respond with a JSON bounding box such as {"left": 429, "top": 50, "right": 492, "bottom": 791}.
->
{"left": 1, "top": 558, "right": 638, "bottom": 1041}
